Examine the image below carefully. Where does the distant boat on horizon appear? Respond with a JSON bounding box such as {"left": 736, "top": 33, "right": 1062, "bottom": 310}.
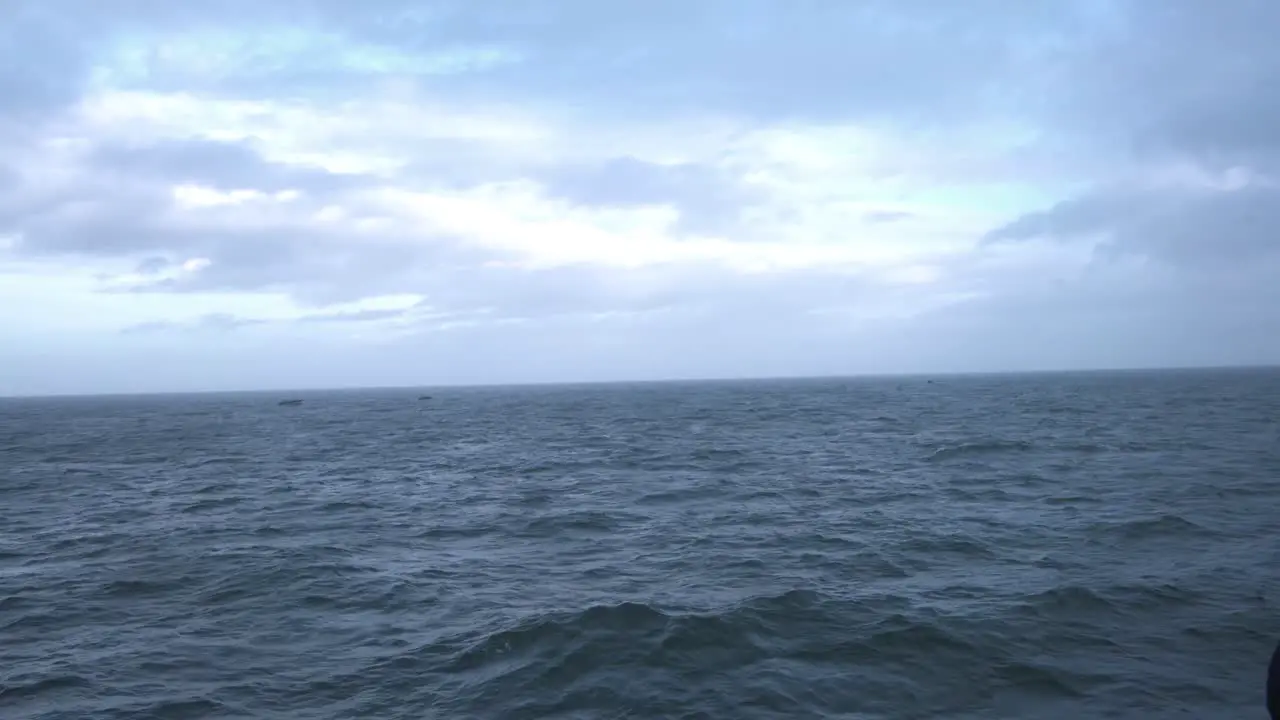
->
{"left": 278, "top": 399, "right": 303, "bottom": 406}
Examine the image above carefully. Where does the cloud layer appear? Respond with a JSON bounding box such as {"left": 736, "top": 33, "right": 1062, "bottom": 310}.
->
{"left": 2, "top": 0, "right": 1278, "bottom": 394}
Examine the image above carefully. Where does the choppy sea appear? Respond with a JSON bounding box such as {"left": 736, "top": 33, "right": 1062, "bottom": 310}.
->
{"left": 2, "top": 368, "right": 1280, "bottom": 719}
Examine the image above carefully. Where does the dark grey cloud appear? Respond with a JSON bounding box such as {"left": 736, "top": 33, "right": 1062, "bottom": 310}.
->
{"left": 4, "top": 0, "right": 1100, "bottom": 128}
{"left": 399, "top": 151, "right": 762, "bottom": 236}
{"left": 910, "top": 267, "right": 1280, "bottom": 372}
{"left": 10, "top": 1, "right": 1278, "bottom": 152}
{"left": 0, "top": 0, "right": 432, "bottom": 125}
{"left": 981, "top": 0, "right": 1280, "bottom": 321}
{"left": 537, "top": 157, "right": 761, "bottom": 234}
{"left": 360, "top": 0, "right": 1094, "bottom": 125}
{"left": 107, "top": 220, "right": 497, "bottom": 308}
{"left": 0, "top": 5, "right": 91, "bottom": 121}
{"left": 2, "top": 182, "right": 166, "bottom": 256}
{"left": 988, "top": 182, "right": 1280, "bottom": 273}
{"left": 126, "top": 230, "right": 421, "bottom": 299}
{"left": 0, "top": 134, "right": 764, "bottom": 316}
{"left": 89, "top": 139, "right": 369, "bottom": 193}
{"left": 0, "top": 134, "right": 478, "bottom": 306}
{"left": 1, "top": 137, "right": 369, "bottom": 254}
{"left": 984, "top": 191, "right": 1145, "bottom": 246}
{"left": 135, "top": 256, "right": 172, "bottom": 275}
{"left": 1053, "top": 2, "right": 1280, "bottom": 168}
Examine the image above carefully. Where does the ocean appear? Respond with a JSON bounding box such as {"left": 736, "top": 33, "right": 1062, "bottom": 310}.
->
{"left": 2, "top": 368, "right": 1279, "bottom": 719}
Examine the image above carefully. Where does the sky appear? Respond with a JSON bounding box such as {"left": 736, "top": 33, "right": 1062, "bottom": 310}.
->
{"left": 2, "top": 0, "right": 1280, "bottom": 395}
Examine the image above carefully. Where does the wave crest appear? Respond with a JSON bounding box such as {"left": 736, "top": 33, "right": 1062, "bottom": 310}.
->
{"left": 927, "top": 440, "right": 1034, "bottom": 462}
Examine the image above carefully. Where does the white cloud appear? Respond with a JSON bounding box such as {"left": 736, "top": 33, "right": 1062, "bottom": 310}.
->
{"left": 171, "top": 184, "right": 301, "bottom": 208}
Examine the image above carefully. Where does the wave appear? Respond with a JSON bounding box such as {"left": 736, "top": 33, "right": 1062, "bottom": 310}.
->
{"left": 0, "top": 674, "right": 92, "bottom": 703}
{"left": 897, "top": 533, "right": 1000, "bottom": 561}
{"left": 179, "top": 496, "right": 243, "bottom": 514}
{"left": 1017, "top": 585, "right": 1115, "bottom": 617}
{"left": 417, "top": 522, "right": 495, "bottom": 541}
{"left": 927, "top": 440, "right": 1034, "bottom": 462}
{"left": 513, "top": 510, "right": 646, "bottom": 538}
{"left": 111, "top": 698, "right": 233, "bottom": 719}
{"left": 317, "top": 500, "right": 378, "bottom": 513}
{"left": 1045, "top": 404, "right": 1097, "bottom": 416}
{"left": 404, "top": 589, "right": 1109, "bottom": 716}
{"left": 43, "top": 530, "right": 126, "bottom": 550}
{"left": 1089, "top": 513, "right": 1213, "bottom": 541}
{"left": 1018, "top": 581, "right": 1202, "bottom": 620}
{"left": 437, "top": 590, "right": 827, "bottom": 680}
{"left": 635, "top": 488, "right": 708, "bottom": 506}
{"left": 1042, "top": 494, "right": 1102, "bottom": 505}
{"left": 945, "top": 486, "right": 1017, "bottom": 503}
{"left": 0, "top": 594, "right": 33, "bottom": 611}
{"left": 97, "top": 579, "right": 174, "bottom": 599}
{"left": 183, "top": 456, "right": 248, "bottom": 469}
{"left": 387, "top": 588, "right": 1097, "bottom": 715}
{"left": 193, "top": 481, "right": 240, "bottom": 494}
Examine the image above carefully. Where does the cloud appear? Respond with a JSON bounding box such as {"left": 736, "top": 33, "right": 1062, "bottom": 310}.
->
{"left": 1064, "top": 2, "right": 1280, "bottom": 165}
{"left": 0, "top": 132, "right": 486, "bottom": 306}
{"left": 4, "top": 1, "right": 1280, "bottom": 394}
{"left": 987, "top": 0, "right": 1280, "bottom": 279}
{"left": 1, "top": 105, "right": 990, "bottom": 314}
{"left": 0, "top": 7, "right": 89, "bottom": 121}
{"left": 536, "top": 157, "right": 760, "bottom": 235}
{"left": 88, "top": 138, "right": 369, "bottom": 193}
{"left": 122, "top": 312, "right": 265, "bottom": 335}
{"left": 121, "top": 305, "right": 421, "bottom": 335}
{"left": 987, "top": 177, "right": 1280, "bottom": 266}
{"left": 973, "top": 1, "right": 1280, "bottom": 357}
{"left": 863, "top": 210, "right": 917, "bottom": 224}
{"left": 5, "top": 1, "right": 1099, "bottom": 126}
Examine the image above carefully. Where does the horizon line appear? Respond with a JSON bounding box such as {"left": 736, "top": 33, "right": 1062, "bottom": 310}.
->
{"left": 2, "top": 361, "right": 1276, "bottom": 401}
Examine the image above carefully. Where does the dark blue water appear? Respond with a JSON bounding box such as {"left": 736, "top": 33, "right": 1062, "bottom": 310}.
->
{"left": 2, "top": 369, "right": 1280, "bottom": 719}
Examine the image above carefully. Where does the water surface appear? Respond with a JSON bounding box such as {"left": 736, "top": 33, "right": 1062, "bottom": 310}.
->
{"left": 2, "top": 369, "right": 1279, "bottom": 718}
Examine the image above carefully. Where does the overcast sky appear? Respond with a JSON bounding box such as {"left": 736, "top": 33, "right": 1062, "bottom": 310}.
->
{"left": 2, "top": 1, "right": 1278, "bottom": 395}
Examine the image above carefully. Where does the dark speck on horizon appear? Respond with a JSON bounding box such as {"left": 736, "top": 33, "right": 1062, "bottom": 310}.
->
{"left": 3, "top": 368, "right": 1279, "bottom": 719}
